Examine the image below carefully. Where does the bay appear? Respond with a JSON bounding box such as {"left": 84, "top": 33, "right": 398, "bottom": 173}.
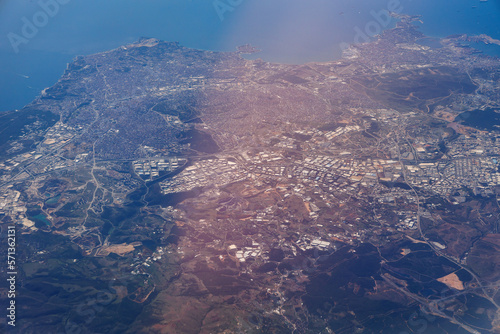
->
{"left": 0, "top": 0, "right": 499, "bottom": 112}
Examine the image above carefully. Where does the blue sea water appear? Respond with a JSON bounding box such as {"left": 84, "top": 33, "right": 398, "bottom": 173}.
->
{"left": 0, "top": 0, "right": 499, "bottom": 112}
